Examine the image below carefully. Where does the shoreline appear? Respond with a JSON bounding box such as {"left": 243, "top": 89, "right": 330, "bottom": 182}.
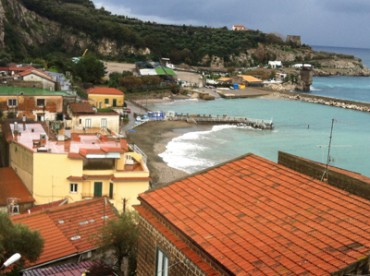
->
{"left": 127, "top": 90, "right": 370, "bottom": 187}
{"left": 126, "top": 121, "right": 213, "bottom": 187}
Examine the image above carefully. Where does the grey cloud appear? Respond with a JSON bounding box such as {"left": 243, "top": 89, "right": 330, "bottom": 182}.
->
{"left": 92, "top": 0, "right": 370, "bottom": 48}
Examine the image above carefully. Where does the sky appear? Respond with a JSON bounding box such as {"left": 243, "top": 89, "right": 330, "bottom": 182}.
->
{"left": 91, "top": 0, "right": 370, "bottom": 49}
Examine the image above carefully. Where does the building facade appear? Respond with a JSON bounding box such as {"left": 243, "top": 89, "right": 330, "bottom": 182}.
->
{"left": 66, "top": 102, "right": 121, "bottom": 134}
{"left": 7, "top": 122, "right": 149, "bottom": 212}
{"left": 87, "top": 87, "right": 125, "bottom": 109}
{"left": 0, "top": 86, "right": 67, "bottom": 121}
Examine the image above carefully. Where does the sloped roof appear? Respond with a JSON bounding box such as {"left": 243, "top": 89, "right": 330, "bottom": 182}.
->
{"left": 18, "top": 69, "right": 54, "bottom": 82}
{"left": 0, "top": 86, "right": 68, "bottom": 96}
{"left": 0, "top": 167, "right": 34, "bottom": 206}
{"left": 238, "top": 75, "right": 262, "bottom": 82}
{"left": 217, "top": 77, "right": 232, "bottom": 82}
{"left": 23, "top": 260, "right": 96, "bottom": 276}
{"left": 137, "top": 154, "right": 370, "bottom": 275}
{"left": 86, "top": 87, "right": 124, "bottom": 96}
{"left": 68, "top": 102, "right": 95, "bottom": 115}
{"left": 12, "top": 197, "right": 118, "bottom": 268}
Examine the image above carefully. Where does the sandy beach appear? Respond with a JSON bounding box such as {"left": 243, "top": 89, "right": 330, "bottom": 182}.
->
{"left": 126, "top": 120, "right": 212, "bottom": 187}
{"left": 125, "top": 89, "right": 370, "bottom": 188}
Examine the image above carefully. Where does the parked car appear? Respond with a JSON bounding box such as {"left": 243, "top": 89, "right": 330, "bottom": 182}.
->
{"left": 123, "top": 107, "right": 131, "bottom": 113}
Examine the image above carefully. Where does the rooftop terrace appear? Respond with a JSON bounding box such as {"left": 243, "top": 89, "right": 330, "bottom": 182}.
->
{"left": 10, "top": 122, "right": 125, "bottom": 155}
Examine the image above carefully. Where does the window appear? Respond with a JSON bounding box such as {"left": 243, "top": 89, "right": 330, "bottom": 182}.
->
{"left": 85, "top": 118, "right": 91, "bottom": 128}
{"left": 36, "top": 98, "right": 45, "bottom": 107}
{"left": 8, "top": 98, "right": 17, "bottom": 107}
{"left": 125, "top": 155, "right": 134, "bottom": 164}
{"left": 156, "top": 248, "right": 168, "bottom": 276}
{"left": 101, "top": 118, "right": 107, "bottom": 128}
{"left": 109, "top": 182, "right": 113, "bottom": 199}
{"left": 70, "top": 183, "right": 78, "bottom": 193}
{"left": 104, "top": 98, "right": 109, "bottom": 104}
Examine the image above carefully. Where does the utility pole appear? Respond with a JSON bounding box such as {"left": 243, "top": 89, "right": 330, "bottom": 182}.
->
{"left": 122, "top": 198, "right": 127, "bottom": 213}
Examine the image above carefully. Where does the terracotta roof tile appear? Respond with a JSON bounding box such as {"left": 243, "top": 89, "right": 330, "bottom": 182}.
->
{"left": 86, "top": 87, "right": 124, "bottom": 95}
{"left": 12, "top": 197, "right": 118, "bottom": 268}
{"left": 68, "top": 102, "right": 95, "bottom": 114}
{"left": 0, "top": 167, "right": 34, "bottom": 205}
{"left": 138, "top": 154, "right": 370, "bottom": 275}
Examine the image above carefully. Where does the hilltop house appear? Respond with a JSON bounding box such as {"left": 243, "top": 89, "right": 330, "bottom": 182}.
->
{"left": 86, "top": 87, "right": 124, "bottom": 109}
{"left": 66, "top": 102, "right": 121, "bottom": 134}
{"left": 4, "top": 121, "right": 150, "bottom": 213}
{"left": 135, "top": 153, "right": 370, "bottom": 275}
{"left": 232, "top": 24, "right": 247, "bottom": 31}
{"left": 12, "top": 197, "right": 118, "bottom": 270}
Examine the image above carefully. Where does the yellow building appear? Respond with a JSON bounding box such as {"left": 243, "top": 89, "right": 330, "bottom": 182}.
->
{"left": 66, "top": 102, "right": 121, "bottom": 134}
{"left": 7, "top": 122, "right": 149, "bottom": 212}
{"left": 86, "top": 87, "right": 124, "bottom": 109}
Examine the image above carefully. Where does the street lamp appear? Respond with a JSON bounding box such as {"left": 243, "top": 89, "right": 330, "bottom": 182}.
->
{"left": 0, "top": 253, "right": 21, "bottom": 270}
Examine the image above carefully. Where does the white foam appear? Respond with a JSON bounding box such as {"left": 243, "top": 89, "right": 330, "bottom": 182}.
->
{"left": 310, "top": 85, "right": 321, "bottom": 91}
{"left": 159, "top": 124, "right": 258, "bottom": 173}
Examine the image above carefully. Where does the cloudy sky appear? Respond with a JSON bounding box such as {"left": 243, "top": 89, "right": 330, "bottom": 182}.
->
{"left": 92, "top": 0, "right": 370, "bottom": 49}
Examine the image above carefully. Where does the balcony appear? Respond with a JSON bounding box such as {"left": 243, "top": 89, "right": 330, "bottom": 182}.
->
{"left": 81, "top": 193, "right": 112, "bottom": 199}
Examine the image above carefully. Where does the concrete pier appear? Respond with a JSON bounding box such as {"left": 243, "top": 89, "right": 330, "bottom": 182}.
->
{"left": 168, "top": 113, "right": 273, "bottom": 130}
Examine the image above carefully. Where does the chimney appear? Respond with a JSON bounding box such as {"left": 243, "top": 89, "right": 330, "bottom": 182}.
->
{"left": 22, "top": 115, "right": 26, "bottom": 131}
{"left": 64, "top": 140, "right": 71, "bottom": 152}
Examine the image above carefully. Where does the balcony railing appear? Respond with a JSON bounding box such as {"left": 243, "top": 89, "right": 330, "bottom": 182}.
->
{"left": 81, "top": 193, "right": 112, "bottom": 199}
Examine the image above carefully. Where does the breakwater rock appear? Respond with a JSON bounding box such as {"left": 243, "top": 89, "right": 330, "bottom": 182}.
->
{"left": 274, "top": 91, "right": 370, "bottom": 113}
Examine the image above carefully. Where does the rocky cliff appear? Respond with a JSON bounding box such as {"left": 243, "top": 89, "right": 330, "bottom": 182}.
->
{"left": 0, "top": 1, "right": 5, "bottom": 48}
{"left": 0, "top": 0, "right": 368, "bottom": 77}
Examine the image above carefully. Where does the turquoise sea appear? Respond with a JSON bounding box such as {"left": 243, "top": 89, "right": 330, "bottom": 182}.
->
{"left": 149, "top": 46, "right": 370, "bottom": 177}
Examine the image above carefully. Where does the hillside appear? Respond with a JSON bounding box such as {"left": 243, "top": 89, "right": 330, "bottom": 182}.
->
{"left": 0, "top": 0, "right": 368, "bottom": 75}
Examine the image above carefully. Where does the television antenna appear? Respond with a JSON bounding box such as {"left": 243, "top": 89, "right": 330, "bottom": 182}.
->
{"left": 321, "top": 119, "right": 335, "bottom": 182}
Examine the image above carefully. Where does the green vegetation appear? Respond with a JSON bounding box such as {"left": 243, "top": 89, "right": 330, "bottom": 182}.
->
{"left": 72, "top": 54, "right": 106, "bottom": 84}
{"left": 0, "top": 213, "right": 44, "bottom": 271}
{"left": 99, "top": 211, "right": 139, "bottom": 276}
{"left": 10, "top": 0, "right": 302, "bottom": 66}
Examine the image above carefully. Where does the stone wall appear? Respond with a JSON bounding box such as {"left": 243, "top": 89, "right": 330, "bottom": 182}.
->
{"left": 278, "top": 151, "right": 370, "bottom": 201}
{"left": 136, "top": 215, "right": 206, "bottom": 276}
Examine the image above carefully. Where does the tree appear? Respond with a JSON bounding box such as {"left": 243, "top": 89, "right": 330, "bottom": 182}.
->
{"left": 0, "top": 213, "right": 44, "bottom": 270}
{"left": 99, "top": 211, "right": 138, "bottom": 276}
{"left": 73, "top": 54, "right": 106, "bottom": 84}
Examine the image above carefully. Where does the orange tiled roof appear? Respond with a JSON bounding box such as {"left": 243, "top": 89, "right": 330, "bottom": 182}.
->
{"left": 69, "top": 102, "right": 95, "bottom": 114}
{"left": 18, "top": 68, "right": 54, "bottom": 81}
{"left": 138, "top": 154, "right": 370, "bottom": 275}
{"left": 239, "top": 75, "right": 262, "bottom": 82}
{"left": 0, "top": 167, "right": 34, "bottom": 205}
{"left": 86, "top": 87, "right": 124, "bottom": 95}
{"left": 12, "top": 197, "right": 118, "bottom": 268}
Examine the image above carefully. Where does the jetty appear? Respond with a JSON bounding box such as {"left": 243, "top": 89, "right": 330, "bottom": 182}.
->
{"left": 167, "top": 113, "right": 273, "bottom": 130}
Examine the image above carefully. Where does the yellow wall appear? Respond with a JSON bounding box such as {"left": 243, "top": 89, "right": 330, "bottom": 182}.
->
{"left": 88, "top": 94, "right": 125, "bottom": 108}
{"left": 70, "top": 114, "right": 120, "bottom": 133}
{"left": 9, "top": 143, "right": 33, "bottom": 193}
{"left": 10, "top": 143, "right": 149, "bottom": 212}
{"left": 33, "top": 153, "right": 83, "bottom": 204}
{"left": 113, "top": 179, "right": 149, "bottom": 212}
